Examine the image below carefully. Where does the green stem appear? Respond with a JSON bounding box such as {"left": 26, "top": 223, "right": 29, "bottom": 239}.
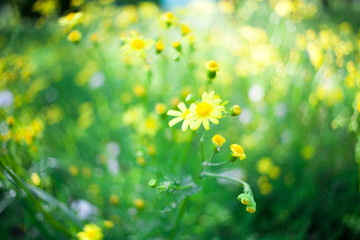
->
{"left": 200, "top": 171, "right": 251, "bottom": 193}
{"left": 194, "top": 131, "right": 205, "bottom": 162}
{"left": 198, "top": 150, "right": 216, "bottom": 177}
{"left": 0, "top": 162, "right": 75, "bottom": 238}
{"left": 207, "top": 160, "right": 230, "bottom": 167}
{"left": 170, "top": 196, "right": 188, "bottom": 239}
{"left": 180, "top": 54, "right": 199, "bottom": 97}
{"left": 180, "top": 132, "right": 194, "bottom": 167}
{"left": 172, "top": 184, "right": 193, "bottom": 191}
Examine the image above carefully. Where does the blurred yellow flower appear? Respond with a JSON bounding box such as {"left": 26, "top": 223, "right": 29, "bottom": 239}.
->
{"left": 187, "top": 91, "right": 225, "bottom": 130}
{"left": 155, "top": 103, "right": 166, "bottom": 115}
{"left": 59, "top": 12, "right": 83, "bottom": 28}
{"left": 181, "top": 24, "right": 191, "bottom": 35}
{"left": 77, "top": 224, "right": 103, "bottom": 240}
{"left": 137, "top": 156, "right": 146, "bottom": 166}
{"left": 109, "top": 194, "right": 119, "bottom": 205}
{"left": 69, "top": 165, "right": 79, "bottom": 176}
{"left": 133, "top": 84, "right": 146, "bottom": 97}
{"left": 155, "top": 40, "right": 165, "bottom": 53}
{"left": 67, "top": 30, "right": 82, "bottom": 43}
{"left": 172, "top": 41, "right": 181, "bottom": 52}
{"left": 134, "top": 198, "right": 145, "bottom": 209}
{"left": 162, "top": 12, "right": 176, "bottom": 26}
{"left": 257, "top": 157, "right": 272, "bottom": 175}
{"left": 31, "top": 173, "right": 41, "bottom": 186}
{"left": 206, "top": 60, "right": 219, "bottom": 72}
{"left": 122, "top": 31, "right": 153, "bottom": 57}
{"left": 104, "top": 220, "right": 114, "bottom": 229}
{"left": 6, "top": 116, "right": 15, "bottom": 125}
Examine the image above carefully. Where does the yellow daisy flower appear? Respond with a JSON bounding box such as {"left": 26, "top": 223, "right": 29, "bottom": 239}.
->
{"left": 186, "top": 91, "right": 225, "bottom": 131}
{"left": 122, "top": 31, "right": 154, "bottom": 57}
{"left": 230, "top": 144, "right": 246, "bottom": 160}
{"left": 167, "top": 102, "right": 191, "bottom": 131}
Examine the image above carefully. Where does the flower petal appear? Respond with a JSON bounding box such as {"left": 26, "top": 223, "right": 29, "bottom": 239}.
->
{"left": 177, "top": 102, "right": 187, "bottom": 112}
{"left": 182, "top": 120, "right": 190, "bottom": 131}
{"left": 208, "top": 116, "right": 219, "bottom": 124}
{"left": 202, "top": 92, "right": 208, "bottom": 102}
{"left": 167, "top": 110, "right": 182, "bottom": 116}
{"left": 203, "top": 118, "right": 209, "bottom": 130}
{"left": 169, "top": 117, "right": 183, "bottom": 127}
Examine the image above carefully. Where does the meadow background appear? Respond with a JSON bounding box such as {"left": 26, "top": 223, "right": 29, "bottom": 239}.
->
{"left": 1, "top": 0, "right": 360, "bottom": 239}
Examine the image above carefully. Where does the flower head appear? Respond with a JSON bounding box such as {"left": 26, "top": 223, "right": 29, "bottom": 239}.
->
{"left": 230, "top": 105, "right": 241, "bottom": 116}
{"left": 167, "top": 102, "right": 192, "bottom": 131}
{"left": 186, "top": 91, "right": 225, "bottom": 131}
{"left": 155, "top": 40, "right": 165, "bottom": 53}
{"left": 134, "top": 198, "right": 145, "bottom": 209}
{"left": 172, "top": 41, "right": 181, "bottom": 52}
{"left": 77, "top": 224, "right": 103, "bottom": 240}
{"left": 181, "top": 24, "right": 191, "bottom": 35}
{"left": 230, "top": 144, "right": 246, "bottom": 160}
{"left": 67, "top": 30, "right": 82, "bottom": 43}
{"left": 212, "top": 134, "right": 226, "bottom": 147}
{"left": 162, "top": 12, "right": 176, "bottom": 26}
{"left": 59, "top": 12, "right": 84, "bottom": 28}
{"left": 122, "top": 31, "right": 154, "bottom": 57}
{"left": 206, "top": 60, "right": 219, "bottom": 72}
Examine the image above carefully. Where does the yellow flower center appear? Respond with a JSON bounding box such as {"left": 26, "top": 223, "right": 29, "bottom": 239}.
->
{"left": 209, "top": 62, "right": 218, "bottom": 68}
{"left": 85, "top": 229, "right": 96, "bottom": 237}
{"left": 182, "top": 109, "right": 190, "bottom": 119}
{"left": 207, "top": 60, "right": 219, "bottom": 71}
{"left": 131, "top": 38, "right": 145, "bottom": 50}
{"left": 196, "top": 102, "right": 211, "bottom": 117}
{"left": 65, "top": 13, "right": 75, "bottom": 21}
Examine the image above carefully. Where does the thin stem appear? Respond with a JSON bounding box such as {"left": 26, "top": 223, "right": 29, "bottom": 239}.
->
{"left": 194, "top": 131, "right": 205, "bottom": 162}
{"left": 179, "top": 54, "right": 199, "bottom": 97}
{"left": 171, "top": 184, "right": 193, "bottom": 191}
{"left": 207, "top": 160, "right": 230, "bottom": 167}
{"left": 200, "top": 171, "right": 251, "bottom": 192}
{"left": 180, "top": 132, "right": 194, "bottom": 167}
{"left": 170, "top": 196, "right": 188, "bottom": 239}
{"left": 0, "top": 162, "right": 75, "bottom": 238}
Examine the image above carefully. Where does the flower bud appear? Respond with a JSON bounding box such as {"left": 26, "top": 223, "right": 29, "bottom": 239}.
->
{"left": 172, "top": 41, "right": 182, "bottom": 52}
{"left": 207, "top": 70, "right": 216, "bottom": 79}
{"left": 237, "top": 193, "right": 251, "bottom": 205}
{"left": 148, "top": 179, "right": 157, "bottom": 188}
{"left": 155, "top": 40, "right": 165, "bottom": 54}
{"left": 185, "top": 94, "right": 196, "bottom": 104}
{"left": 230, "top": 105, "right": 241, "bottom": 116}
{"left": 246, "top": 202, "right": 256, "bottom": 213}
{"left": 67, "top": 30, "right": 82, "bottom": 43}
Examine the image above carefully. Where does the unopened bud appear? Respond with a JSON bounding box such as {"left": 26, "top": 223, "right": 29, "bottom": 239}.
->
{"left": 230, "top": 105, "right": 241, "bottom": 116}
{"left": 148, "top": 179, "right": 157, "bottom": 188}
{"left": 237, "top": 193, "right": 251, "bottom": 205}
{"left": 172, "top": 41, "right": 182, "bottom": 52}
{"left": 246, "top": 202, "right": 256, "bottom": 213}
{"left": 185, "top": 94, "right": 196, "bottom": 104}
{"left": 207, "top": 70, "right": 216, "bottom": 79}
